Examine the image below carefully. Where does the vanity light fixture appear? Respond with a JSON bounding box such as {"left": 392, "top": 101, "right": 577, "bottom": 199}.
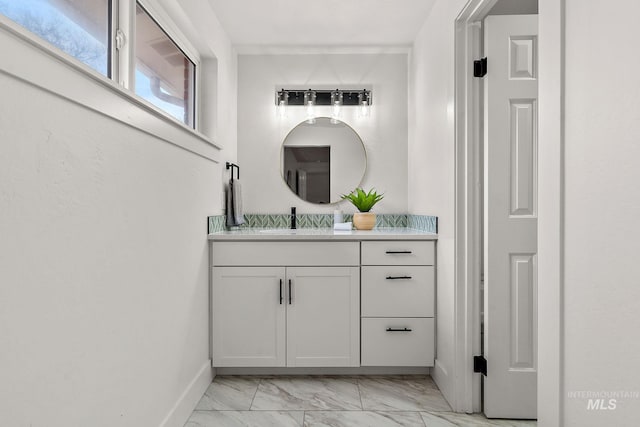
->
{"left": 275, "top": 88, "right": 373, "bottom": 121}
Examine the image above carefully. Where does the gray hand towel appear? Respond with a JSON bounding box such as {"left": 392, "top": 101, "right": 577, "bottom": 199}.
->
{"left": 226, "top": 179, "right": 245, "bottom": 227}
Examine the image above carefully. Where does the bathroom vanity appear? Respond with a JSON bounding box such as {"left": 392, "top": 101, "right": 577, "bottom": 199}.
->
{"left": 208, "top": 229, "right": 437, "bottom": 370}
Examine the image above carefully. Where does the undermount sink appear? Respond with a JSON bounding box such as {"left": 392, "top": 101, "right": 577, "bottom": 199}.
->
{"left": 258, "top": 229, "right": 301, "bottom": 234}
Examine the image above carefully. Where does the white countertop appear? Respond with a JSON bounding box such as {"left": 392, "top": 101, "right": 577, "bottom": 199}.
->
{"left": 208, "top": 227, "right": 438, "bottom": 241}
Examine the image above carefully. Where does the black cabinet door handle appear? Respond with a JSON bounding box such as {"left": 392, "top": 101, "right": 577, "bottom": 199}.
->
{"left": 385, "top": 250, "right": 413, "bottom": 254}
{"left": 279, "top": 279, "right": 283, "bottom": 305}
{"left": 386, "top": 276, "right": 413, "bottom": 280}
{"left": 288, "top": 279, "right": 292, "bottom": 304}
{"left": 386, "top": 327, "right": 412, "bottom": 332}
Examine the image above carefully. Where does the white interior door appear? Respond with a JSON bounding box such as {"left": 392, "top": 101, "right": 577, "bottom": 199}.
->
{"left": 483, "top": 14, "right": 538, "bottom": 419}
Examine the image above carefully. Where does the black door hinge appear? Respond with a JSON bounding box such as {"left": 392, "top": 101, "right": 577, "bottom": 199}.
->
{"left": 473, "top": 355, "right": 487, "bottom": 376}
{"left": 473, "top": 57, "right": 487, "bottom": 77}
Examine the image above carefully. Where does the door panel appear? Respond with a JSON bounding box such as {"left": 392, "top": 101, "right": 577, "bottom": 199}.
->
{"left": 509, "top": 99, "right": 537, "bottom": 217}
{"left": 212, "top": 267, "right": 286, "bottom": 367}
{"left": 484, "top": 14, "right": 538, "bottom": 419}
{"left": 286, "top": 267, "right": 360, "bottom": 367}
{"left": 509, "top": 254, "right": 536, "bottom": 369}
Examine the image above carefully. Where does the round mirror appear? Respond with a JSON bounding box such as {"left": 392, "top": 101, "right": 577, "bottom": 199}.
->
{"left": 281, "top": 117, "right": 367, "bottom": 204}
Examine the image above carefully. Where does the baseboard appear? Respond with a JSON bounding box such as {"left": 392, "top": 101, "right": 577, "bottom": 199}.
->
{"left": 433, "top": 359, "right": 455, "bottom": 409}
{"left": 215, "top": 366, "right": 431, "bottom": 376}
{"left": 158, "top": 360, "right": 213, "bottom": 427}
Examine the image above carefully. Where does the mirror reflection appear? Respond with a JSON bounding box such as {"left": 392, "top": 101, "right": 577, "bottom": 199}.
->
{"left": 281, "top": 118, "right": 367, "bottom": 204}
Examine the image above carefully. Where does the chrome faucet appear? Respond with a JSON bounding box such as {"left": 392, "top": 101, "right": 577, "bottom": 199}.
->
{"left": 290, "top": 207, "right": 297, "bottom": 229}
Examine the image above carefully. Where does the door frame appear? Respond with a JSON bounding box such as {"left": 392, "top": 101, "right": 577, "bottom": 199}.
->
{"left": 453, "top": 0, "right": 564, "bottom": 423}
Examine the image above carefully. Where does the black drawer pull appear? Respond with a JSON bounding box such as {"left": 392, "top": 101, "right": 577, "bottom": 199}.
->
{"left": 279, "top": 279, "right": 283, "bottom": 305}
{"left": 288, "top": 279, "right": 292, "bottom": 304}
{"left": 385, "top": 250, "right": 413, "bottom": 254}
{"left": 386, "top": 327, "right": 412, "bottom": 332}
{"left": 386, "top": 276, "right": 413, "bottom": 280}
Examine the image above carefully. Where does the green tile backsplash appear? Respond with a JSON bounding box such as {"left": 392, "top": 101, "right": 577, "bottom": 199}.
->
{"left": 208, "top": 214, "right": 437, "bottom": 234}
{"left": 208, "top": 215, "right": 226, "bottom": 233}
{"left": 407, "top": 215, "right": 438, "bottom": 234}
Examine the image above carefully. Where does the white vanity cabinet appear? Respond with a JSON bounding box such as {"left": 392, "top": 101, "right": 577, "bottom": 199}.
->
{"left": 211, "top": 241, "right": 360, "bottom": 368}
{"left": 360, "top": 241, "right": 436, "bottom": 366}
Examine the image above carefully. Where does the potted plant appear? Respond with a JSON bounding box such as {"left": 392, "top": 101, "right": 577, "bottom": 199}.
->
{"left": 341, "top": 188, "right": 384, "bottom": 230}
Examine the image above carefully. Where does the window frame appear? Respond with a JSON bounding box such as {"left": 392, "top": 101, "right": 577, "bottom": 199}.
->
{"left": 118, "top": 0, "right": 201, "bottom": 129}
{"left": 132, "top": 1, "right": 198, "bottom": 129}
{"left": 0, "top": 0, "right": 202, "bottom": 132}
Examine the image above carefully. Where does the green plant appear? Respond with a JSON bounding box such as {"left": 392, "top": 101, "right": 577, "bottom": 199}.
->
{"left": 341, "top": 188, "right": 384, "bottom": 212}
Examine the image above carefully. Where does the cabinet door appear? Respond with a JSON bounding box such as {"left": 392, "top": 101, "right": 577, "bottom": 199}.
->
{"left": 286, "top": 267, "right": 360, "bottom": 367}
{"left": 212, "top": 267, "right": 286, "bottom": 367}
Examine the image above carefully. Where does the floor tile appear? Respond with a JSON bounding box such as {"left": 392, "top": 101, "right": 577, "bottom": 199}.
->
{"left": 304, "top": 411, "right": 426, "bottom": 427}
{"left": 419, "top": 412, "right": 459, "bottom": 427}
{"left": 251, "top": 376, "right": 362, "bottom": 410}
{"left": 185, "top": 376, "right": 535, "bottom": 427}
{"left": 195, "top": 376, "right": 260, "bottom": 410}
{"left": 358, "top": 376, "right": 451, "bottom": 412}
{"left": 185, "top": 410, "right": 304, "bottom": 427}
{"left": 421, "top": 412, "right": 537, "bottom": 427}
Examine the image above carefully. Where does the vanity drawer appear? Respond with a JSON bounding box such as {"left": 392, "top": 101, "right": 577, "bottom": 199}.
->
{"left": 361, "top": 266, "right": 434, "bottom": 317}
{"left": 212, "top": 241, "right": 359, "bottom": 266}
{"left": 361, "top": 318, "right": 434, "bottom": 366}
{"left": 361, "top": 241, "right": 434, "bottom": 266}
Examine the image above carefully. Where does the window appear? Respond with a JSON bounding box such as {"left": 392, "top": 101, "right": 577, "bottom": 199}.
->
{"left": 0, "top": 0, "right": 111, "bottom": 76}
{"left": 134, "top": 3, "right": 195, "bottom": 127}
{"left": 0, "top": 0, "right": 198, "bottom": 129}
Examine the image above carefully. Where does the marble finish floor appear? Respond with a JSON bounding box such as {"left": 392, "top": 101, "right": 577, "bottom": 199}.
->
{"left": 184, "top": 375, "right": 537, "bottom": 427}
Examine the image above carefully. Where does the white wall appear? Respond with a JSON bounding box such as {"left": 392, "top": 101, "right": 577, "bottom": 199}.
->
{"left": 237, "top": 53, "right": 408, "bottom": 214}
{"left": 561, "top": 1, "right": 640, "bottom": 425}
{"left": 0, "top": 1, "right": 236, "bottom": 426}
{"left": 408, "top": 0, "right": 467, "bottom": 407}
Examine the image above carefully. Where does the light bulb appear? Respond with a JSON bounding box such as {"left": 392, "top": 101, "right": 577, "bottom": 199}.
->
{"left": 331, "top": 101, "right": 341, "bottom": 124}
{"left": 306, "top": 100, "right": 315, "bottom": 123}
{"left": 330, "top": 89, "right": 342, "bottom": 123}
{"left": 277, "top": 99, "right": 286, "bottom": 118}
{"left": 360, "top": 100, "right": 370, "bottom": 118}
